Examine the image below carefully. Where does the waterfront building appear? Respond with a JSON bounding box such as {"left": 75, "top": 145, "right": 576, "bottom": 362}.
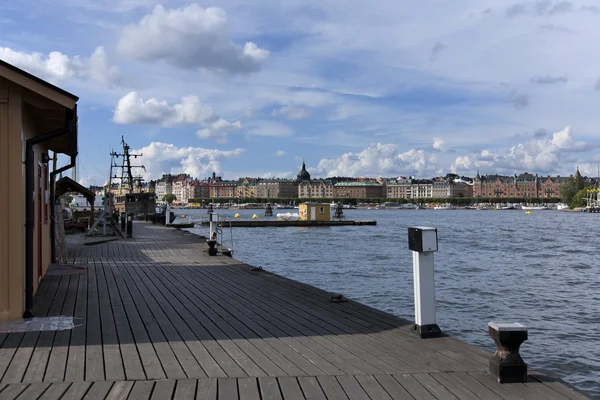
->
{"left": 193, "top": 180, "right": 210, "bottom": 199}
{"left": 171, "top": 174, "right": 191, "bottom": 202}
{"left": 473, "top": 172, "right": 566, "bottom": 198}
{"left": 236, "top": 178, "right": 258, "bottom": 199}
{"left": 298, "top": 179, "right": 335, "bottom": 198}
{"left": 386, "top": 177, "right": 413, "bottom": 199}
{"left": 333, "top": 181, "right": 385, "bottom": 199}
{"left": 209, "top": 180, "right": 237, "bottom": 199}
{"left": 256, "top": 179, "right": 298, "bottom": 199}
{"left": 0, "top": 60, "right": 79, "bottom": 320}
{"left": 155, "top": 174, "right": 175, "bottom": 200}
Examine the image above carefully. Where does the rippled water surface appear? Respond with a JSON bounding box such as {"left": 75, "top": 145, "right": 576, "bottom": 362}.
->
{"left": 180, "top": 208, "right": 600, "bottom": 397}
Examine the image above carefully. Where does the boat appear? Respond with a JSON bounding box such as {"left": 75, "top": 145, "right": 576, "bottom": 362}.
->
{"left": 434, "top": 204, "right": 453, "bottom": 210}
{"left": 152, "top": 205, "right": 177, "bottom": 225}
{"left": 109, "top": 137, "right": 157, "bottom": 220}
{"left": 521, "top": 206, "right": 549, "bottom": 210}
{"left": 401, "top": 203, "right": 419, "bottom": 210}
{"left": 556, "top": 203, "right": 569, "bottom": 211}
{"left": 498, "top": 204, "right": 519, "bottom": 210}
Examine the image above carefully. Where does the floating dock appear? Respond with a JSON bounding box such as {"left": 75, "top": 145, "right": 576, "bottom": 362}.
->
{"left": 199, "top": 219, "right": 377, "bottom": 227}
{"left": 0, "top": 222, "right": 589, "bottom": 399}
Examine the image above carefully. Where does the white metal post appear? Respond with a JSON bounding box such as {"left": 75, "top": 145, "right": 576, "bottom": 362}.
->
{"left": 412, "top": 251, "right": 436, "bottom": 326}
{"left": 165, "top": 204, "right": 171, "bottom": 226}
{"left": 408, "top": 226, "right": 442, "bottom": 338}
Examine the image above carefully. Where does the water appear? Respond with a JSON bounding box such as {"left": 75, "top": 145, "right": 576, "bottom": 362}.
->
{"left": 177, "top": 208, "right": 600, "bottom": 397}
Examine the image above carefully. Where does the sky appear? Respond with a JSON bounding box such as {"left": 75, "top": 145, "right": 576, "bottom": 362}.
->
{"left": 2, "top": 0, "right": 600, "bottom": 186}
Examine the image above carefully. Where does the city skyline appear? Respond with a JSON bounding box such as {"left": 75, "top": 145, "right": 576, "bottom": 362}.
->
{"left": 2, "top": 1, "right": 600, "bottom": 186}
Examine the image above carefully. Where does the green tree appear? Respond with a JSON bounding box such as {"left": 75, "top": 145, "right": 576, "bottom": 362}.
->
{"left": 570, "top": 188, "right": 588, "bottom": 208}
{"left": 561, "top": 177, "right": 578, "bottom": 205}
{"left": 162, "top": 194, "right": 177, "bottom": 204}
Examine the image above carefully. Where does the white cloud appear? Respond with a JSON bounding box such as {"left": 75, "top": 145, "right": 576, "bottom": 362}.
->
{"left": 472, "top": 126, "right": 595, "bottom": 174}
{"left": 0, "top": 46, "right": 119, "bottom": 85}
{"left": 132, "top": 142, "right": 245, "bottom": 180}
{"left": 273, "top": 150, "right": 287, "bottom": 157}
{"left": 113, "top": 92, "right": 215, "bottom": 126}
{"left": 315, "top": 143, "right": 440, "bottom": 177}
{"left": 450, "top": 156, "right": 472, "bottom": 173}
{"left": 247, "top": 120, "right": 293, "bottom": 137}
{"left": 196, "top": 119, "right": 243, "bottom": 143}
{"left": 272, "top": 105, "right": 310, "bottom": 120}
{"left": 117, "top": 4, "right": 269, "bottom": 73}
{"left": 433, "top": 137, "right": 446, "bottom": 151}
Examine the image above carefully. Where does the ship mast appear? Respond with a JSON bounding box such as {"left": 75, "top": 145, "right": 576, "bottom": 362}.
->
{"left": 109, "top": 136, "right": 145, "bottom": 194}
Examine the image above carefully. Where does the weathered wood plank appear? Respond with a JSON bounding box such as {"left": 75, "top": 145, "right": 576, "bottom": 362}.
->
{"left": 196, "top": 379, "right": 217, "bottom": 400}
{"left": 392, "top": 373, "right": 437, "bottom": 399}
{"left": 64, "top": 274, "right": 88, "bottom": 382}
{"left": 59, "top": 381, "right": 92, "bottom": 400}
{"left": 95, "top": 261, "right": 125, "bottom": 381}
{"left": 101, "top": 260, "right": 145, "bottom": 381}
{"left": 81, "top": 381, "right": 114, "bottom": 400}
{"left": 237, "top": 377, "right": 260, "bottom": 400}
{"left": 0, "top": 383, "right": 28, "bottom": 399}
{"left": 218, "top": 378, "right": 238, "bottom": 400}
{"left": 12, "top": 382, "right": 49, "bottom": 399}
{"left": 150, "top": 380, "right": 175, "bottom": 400}
{"left": 429, "top": 372, "right": 481, "bottom": 400}
{"left": 44, "top": 275, "right": 79, "bottom": 382}
{"left": 85, "top": 263, "right": 105, "bottom": 381}
{"left": 173, "top": 380, "right": 197, "bottom": 400}
{"left": 335, "top": 375, "right": 370, "bottom": 400}
{"left": 316, "top": 376, "right": 349, "bottom": 400}
{"left": 127, "top": 381, "right": 155, "bottom": 400}
{"left": 277, "top": 377, "right": 304, "bottom": 400}
{"left": 373, "top": 374, "right": 413, "bottom": 399}
{"left": 36, "top": 382, "right": 71, "bottom": 400}
{"left": 106, "top": 261, "right": 165, "bottom": 380}
{"left": 297, "top": 376, "right": 326, "bottom": 400}
{"left": 412, "top": 373, "right": 459, "bottom": 399}
{"left": 111, "top": 262, "right": 186, "bottom": 380}
{"left": 354, "top": 375, "right": 393, "bottom": 400}
{"left": 103, "top": 381, "right": 133, "bottom": 400}
{"left": 258, "top": 377, "right": 283, "bottom": 400}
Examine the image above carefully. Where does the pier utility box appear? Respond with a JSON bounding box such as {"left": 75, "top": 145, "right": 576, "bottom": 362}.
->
{"left": 408, "top": 227, "right": 438, "bottom": 252}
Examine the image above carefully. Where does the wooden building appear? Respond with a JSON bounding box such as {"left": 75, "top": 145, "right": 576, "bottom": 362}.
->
{"left": 0, "top": 60, "right": 78, "bottom": 320}
{"left": 299, "top": 203, "right": 331, "bottom": 221}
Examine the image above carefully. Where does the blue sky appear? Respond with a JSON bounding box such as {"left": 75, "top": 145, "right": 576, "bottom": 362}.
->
{"left": 2, "top": 0, "right": 600, "bottom": 185}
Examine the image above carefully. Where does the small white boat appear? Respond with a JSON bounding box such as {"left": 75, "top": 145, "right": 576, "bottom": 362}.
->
{"left": 521, "top": 205, "right": 549, "bottom": 210}
{"left": 401, "top": 203, "right": 419, "bottom": 210}
{"left": 434, "top": 204, "right": 453, "bottom": 210}
{"left": 556, "top": 203, "right": 569, "bottom": 210}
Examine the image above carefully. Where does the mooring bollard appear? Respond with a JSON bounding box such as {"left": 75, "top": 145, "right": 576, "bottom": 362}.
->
{"left": 488, "top": 322, "right": 528, "bottom": 383}
{"left": 407, "top": 226, "right": 442, "bottom": 338}
{"left": 126, "top": 213, "right": 133, "bottom": 238}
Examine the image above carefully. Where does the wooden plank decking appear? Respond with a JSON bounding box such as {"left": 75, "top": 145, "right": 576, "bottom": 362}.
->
{"left": 0, "top": 222, "right": 589, "bottom": 399}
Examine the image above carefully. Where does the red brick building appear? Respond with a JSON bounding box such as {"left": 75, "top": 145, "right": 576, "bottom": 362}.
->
{"left": 473, "top": 172, "right": 566, "bottom": 198}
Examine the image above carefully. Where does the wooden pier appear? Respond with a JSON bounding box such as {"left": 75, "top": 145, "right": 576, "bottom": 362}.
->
{"left": 198, "top": 220, "right": 377, "bottom": 227}
{"left": 0, "top": 222, "right": 588, "bottom": 399}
